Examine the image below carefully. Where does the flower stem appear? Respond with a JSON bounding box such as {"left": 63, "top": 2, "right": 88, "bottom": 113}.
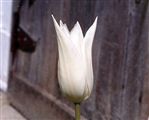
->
{"left": 75, "top": 103, "right": 80, "bottom": 120}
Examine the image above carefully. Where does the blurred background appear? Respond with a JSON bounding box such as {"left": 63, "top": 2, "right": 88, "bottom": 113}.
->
{"left": 0, "top": 0, "right": 149, "bottom": 120}
{"left": 0, "top": 0, "right": 12, "bottom": 91}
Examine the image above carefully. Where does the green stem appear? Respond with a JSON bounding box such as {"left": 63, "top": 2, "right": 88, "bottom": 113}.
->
{"left": 75, "top": 103, "right": 80, "bottom": 120}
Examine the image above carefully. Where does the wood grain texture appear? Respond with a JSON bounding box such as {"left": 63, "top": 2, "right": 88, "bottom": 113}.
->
{"left": 9, "top": 0, "right": 149, "bottom": 120}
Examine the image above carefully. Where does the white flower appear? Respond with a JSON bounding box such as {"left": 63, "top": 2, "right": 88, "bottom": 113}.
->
{"left": 52, "top": 15, "right": 98, "bottom": 103}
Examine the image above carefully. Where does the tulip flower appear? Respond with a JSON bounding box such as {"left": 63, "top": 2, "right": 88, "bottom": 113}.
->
{"left": 52, "top": 15, "right": 97, "bottom": 120}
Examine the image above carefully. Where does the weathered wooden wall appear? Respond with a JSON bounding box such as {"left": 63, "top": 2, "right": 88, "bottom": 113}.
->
{"left": 8, "top": 0, "right": 149, "bottom": 120}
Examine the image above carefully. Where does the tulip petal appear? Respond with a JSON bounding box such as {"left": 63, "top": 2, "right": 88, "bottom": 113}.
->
{"left": 59, "top": 20, "right": 69, "bottom": 37}
{"left": 60, "top": 20, "right": 63, "bottom": 27}
{"left": 63, "top": 24, "right": 70, "bottom": 39}
{"left": 70, "top": 21, "right": 83, "bottom": 52}
{"left": 52, "top": 15, "right": 70, "bottom": 55}
{"left": 52, "top": 15, "right": 68, "bottom": 42}
{"left": 84, "top": 17, "right": 98, "bottom": 51}
{"left": 52, "top": 15, "right": 79, "bottom": 56}
{"left": 84, "top": 17, "right": 98, "bottom": 94}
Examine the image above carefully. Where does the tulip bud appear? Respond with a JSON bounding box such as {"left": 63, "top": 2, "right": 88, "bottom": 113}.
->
{"left": 52, "top": 15, "right": 97, "bottom": 103}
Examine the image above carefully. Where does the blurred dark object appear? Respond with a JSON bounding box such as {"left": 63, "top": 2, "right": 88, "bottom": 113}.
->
{"left": 17, "top": 27, "right": 37, "bottom": 52}
{"left": 29, "top": 0, "right": 36, "bottom": 7}
{"left": 11, "top": 0, "right": 37, "bottom": 64}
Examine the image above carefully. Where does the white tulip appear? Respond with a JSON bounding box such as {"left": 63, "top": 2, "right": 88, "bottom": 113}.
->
{"left": 52, "top": 15, "right": 98, "bottom": 103}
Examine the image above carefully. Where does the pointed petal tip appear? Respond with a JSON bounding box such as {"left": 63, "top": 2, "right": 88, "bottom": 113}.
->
{"left": 94, "top": 16, "right": 98, "bottom": 25}
{"left": 51, "top": 15, "right": 57, "bottom": 23}
{"left": 71, "top": 21, "right": 83, "bottom": 35}
{"left": 51, "top": 14, "right": 55, "bottom": 20}
{"left": 51, "top": 15, "right": 62, "bottom": 33}
{"left": 76, "top": 21, "right": 81, "bottom": 27}
{"left": 60, "top": 20, "right": 63, "bottom": 27}
{"left": 73, "top": 21, "right": 79, "bottom": 27}
{"left": 95, "top": 16, "right": 98, "bottom": 20}
{"left": 75, "top": 21, "right": 80, "bottom": 28}
{"left": 51, "top": 14, "right": 56, "bottom": 22}
{"left": 84, "top": 16, "right": 98, "bottom": 42}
